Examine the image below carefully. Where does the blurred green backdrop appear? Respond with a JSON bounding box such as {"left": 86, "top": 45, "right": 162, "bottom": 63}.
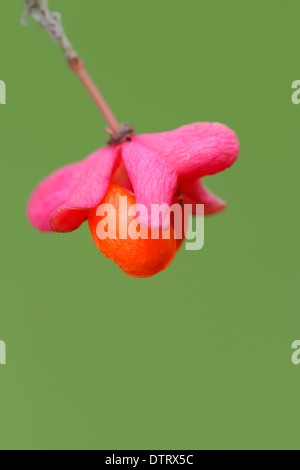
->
{"left": 0, "top": 0, "right": 299, "bottom": 450}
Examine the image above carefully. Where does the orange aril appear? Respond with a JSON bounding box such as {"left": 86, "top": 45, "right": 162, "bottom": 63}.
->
{"left": 88, "top": 184, "right": 184, "bottom": 278}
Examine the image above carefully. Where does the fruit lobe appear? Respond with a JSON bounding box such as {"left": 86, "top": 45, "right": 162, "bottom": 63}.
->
{"left": 88, "top": 184, "right": 183, "bottom": 278}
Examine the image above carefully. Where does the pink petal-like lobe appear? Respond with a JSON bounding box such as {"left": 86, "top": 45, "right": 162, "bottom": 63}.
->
{"left": 181, "top": 179, "right": 227, "bottom": 215}
{"left": 122, "top": 141, "right": 178, "bottom": 228}
{"left": 27, "top": 146, "right": 119, "bottom": 232}
{"left": 137, "top": 122, "right": 239, "bottom": 180}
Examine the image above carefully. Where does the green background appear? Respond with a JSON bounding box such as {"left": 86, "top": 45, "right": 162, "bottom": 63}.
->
{"left": 0, "top": 0, "right": 299, "bottom": 450}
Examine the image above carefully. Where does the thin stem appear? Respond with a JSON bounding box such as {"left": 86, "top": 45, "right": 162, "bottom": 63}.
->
{"left": 69, "top": 60, "right": 120, "bottom": 137}
{"left": 22, "top": 0, "right": 120, "bottom": 138}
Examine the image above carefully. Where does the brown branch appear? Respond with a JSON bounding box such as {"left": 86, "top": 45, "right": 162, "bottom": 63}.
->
{"left": 22, "top": 0, "right": 121, "bottom": 138}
